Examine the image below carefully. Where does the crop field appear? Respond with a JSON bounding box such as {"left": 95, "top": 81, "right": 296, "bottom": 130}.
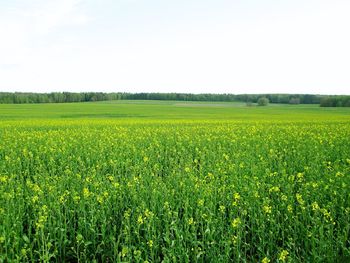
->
{"left": 0, "top": 101, "right": 350, "bottom": 262}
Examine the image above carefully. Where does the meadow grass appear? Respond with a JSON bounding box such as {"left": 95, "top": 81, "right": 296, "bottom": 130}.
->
{"left": 0, "top": 101, "right": 349, "bottom": 262}
{"left": 1, "top": 100, "right": 350, "bottom": 121}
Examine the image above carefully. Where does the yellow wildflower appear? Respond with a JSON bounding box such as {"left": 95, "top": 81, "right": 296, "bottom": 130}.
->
{"left": 296, "top": 193, "right": 304, "bottom": 206}
{"left": 269, "top": 186, "right": 280, "bottom": 193}
{"left": 219, "top": 205, "right": 226, "bottom": 214}
{"left": 231, "top": 217, "right": 241, "bottom": 228}
{"left": 137, "top": 215, "right": 144, "bottom": 225}
{"left": 279, "top": 250, "right": 289, "bottom": 262}
{"left": 232, "top": 235, "right": 238, "bottom": 245}
{"left": 311, "top": 202, "right": 319, "bottom": 211}
{"left": 197, "top": 199, "right": 204, "bottom": 207}
{"left": 263, "top": 205, "right": 272, "bottom": 214}
{"left": 0, "top": 176, "right": 7, "bottom": 183}
{"left": 83, "top": 187, "right": 90, "bottom": 198}
{"left": 32, "top": 195, "right": 39, "bottom": 203}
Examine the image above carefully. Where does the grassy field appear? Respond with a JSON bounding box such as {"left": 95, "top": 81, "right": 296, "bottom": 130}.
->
{"left": 1, "top": 100, "right": 350, "bottom": 121}
{"left": 0, "top": 101, "right": 349, "bottom": 262}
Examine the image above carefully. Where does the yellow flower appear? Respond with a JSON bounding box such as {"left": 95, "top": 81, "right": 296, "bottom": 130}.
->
{"left": 83, "top": 187, "right": 90, "bottom": 198}
{"left": 0, "top": 176, "right": 8, "bottom": 183}
{"left": 335, "top": 172, "right": 344, "bottom": 177}
{"left": 263, "top": 205, "right": 272, "bottom": 214}
{"left": 124, "top": 209, "right": 131, "bottom": 219}
{"left": 279, "top": 250, "right": 289, "bottom": 262}
{"left": 97, "top": 195, "right": 104, "bottom": 204}
{"left": 269, "top": 186, "right": 280, "bottom": 193}
{"left": 59, "top": 195, "right": 66, "bottom": 203}
{"left": 231, "top": 217, "right": 241, "bottom": 228}
{"left": 32, "top": 184, "right": 41, "bottom": 193}
{"left": 296, "top": 172, "right": 304, "bottom": 182}
{"left": 223, "top": 153, "right": 229, "bottom": 160}
{"left": 234, "top": 193, "right": 241, "bottom": 200}
{"left": 121, "top": 246, "right": 128, "bottom": 257}
{"left": 296, "top": 193, "right": 305, "bottom": 206}
{"left": 147, "top": 240, "right": 153, "bottom": 248}
{"left": 163, "top": 201, "right": 170, "bottom": 210}
{"left": 32, "top": 195, "right": 39, "bottom": 203}
{"left": 232, "top": 235, "right": 238, "bottom": 245}
{"left": 134, "top": 249, "right": 142, "bottom": 259}
{"left": 73, "top": 195, "right": 81, "bottom": 203}
{"left": 36, "top": 215, "right": 47, "bottom": 230}
{"left": 137, "top": 215, "right": 144, "bottom": 225}
{"left": 144, "top": 209, "right": 154, "bottom": 219}
{"left": 197, "top": 199, "right": 204, "bottom": 207}
{"left": 219, "top": 205, "right": 226, "bottom": 214}
{"left": 188, "top": 217, "right": 194, "bottom": 225}
{"left": 311, "top": 202, "right": 319, "bottom": 211}
{"left": 262, "top": 257, "right": 270, "bottom": 263}
{"left": 207, "top": 172, "right": 214, "bottom": 179}
{"left": 232, "top": 193, "right": 240, "bottom": 206}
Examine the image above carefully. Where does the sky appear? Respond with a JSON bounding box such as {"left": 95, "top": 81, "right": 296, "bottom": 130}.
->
{"left": 0, "top": 0, "right": 349, "bottom": 95}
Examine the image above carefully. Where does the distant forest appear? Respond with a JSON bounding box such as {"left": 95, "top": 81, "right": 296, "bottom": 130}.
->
{"left": 0, "top": 92, "right": 350, "bottom": 107}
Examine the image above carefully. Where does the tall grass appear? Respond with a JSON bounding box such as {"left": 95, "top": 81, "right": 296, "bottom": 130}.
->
{"left": 0, "top": 120, "right": 349, "bottom": 262}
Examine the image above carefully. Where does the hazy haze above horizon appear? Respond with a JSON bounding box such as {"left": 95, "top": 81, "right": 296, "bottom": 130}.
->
{"left": 0, "top": 0, "right": 349, "bottom": 95}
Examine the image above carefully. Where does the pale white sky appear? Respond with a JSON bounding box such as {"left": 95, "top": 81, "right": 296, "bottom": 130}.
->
{"left": 0, "top": 0, "right": 349, "bottom": 94}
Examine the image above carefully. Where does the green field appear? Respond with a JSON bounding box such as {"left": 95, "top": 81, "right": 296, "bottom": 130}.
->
{"left": 1, "top": 100, "right": 350, "bottom": 121}
{"left": 0, "top": 101, "right": 349, "bottom": 262}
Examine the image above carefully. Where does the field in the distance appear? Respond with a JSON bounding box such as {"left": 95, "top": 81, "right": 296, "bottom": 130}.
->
{"left": 1, "top": 100, "right": 350, "bottom": 120}
{"left": 0, "top": 101, "right": 349, "bottom": 262}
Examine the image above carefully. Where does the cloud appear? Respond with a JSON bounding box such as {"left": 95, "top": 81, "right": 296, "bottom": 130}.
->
{"left": 27, "top": 0, "right": 88, "bottom": 34}
{"left": 0, "top": 64, "right": 20, "bottom": 70}
{"left": 0, "top": 0, "right": 349, "bottom": 94}
{"left": 0, "top": 0, "right": 88, "bottom": 65}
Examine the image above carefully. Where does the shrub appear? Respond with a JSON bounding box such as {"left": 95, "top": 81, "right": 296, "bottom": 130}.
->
{"left": 257, "top": 97, "right": 269, "bottom": 106}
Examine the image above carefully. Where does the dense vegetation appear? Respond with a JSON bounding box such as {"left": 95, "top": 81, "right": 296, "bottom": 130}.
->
{"left": 1, "top": 92, "right": 349, "bottom": 107}
{"left": 0, "top": 102, "right": 349, "bottom": 262}
{"left": 320, "top": 96, "right": 350, "bottom": 107}
{"left": 257, "top": 97, "right": 269, "bottom": 106}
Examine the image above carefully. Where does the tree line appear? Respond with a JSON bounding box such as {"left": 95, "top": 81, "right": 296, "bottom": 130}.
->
{"left": 0, "top": 92, "right": 349, "bottom": 107}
